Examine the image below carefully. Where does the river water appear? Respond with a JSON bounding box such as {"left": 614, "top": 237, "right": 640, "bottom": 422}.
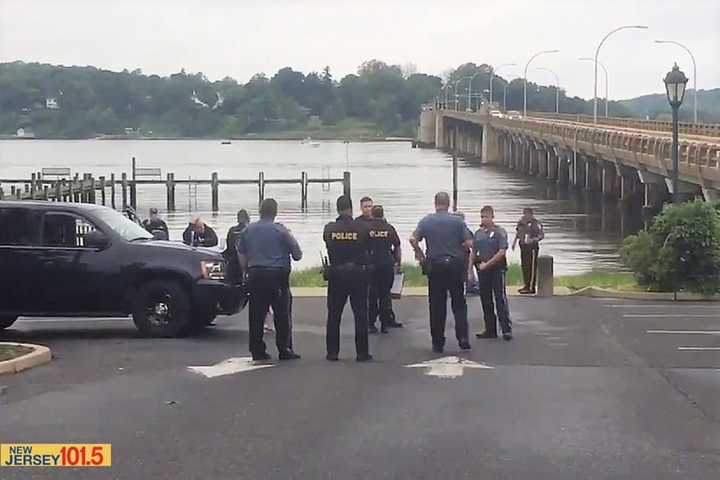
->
{"left": 0, "top": 139, "right": 642, "bottom": 274}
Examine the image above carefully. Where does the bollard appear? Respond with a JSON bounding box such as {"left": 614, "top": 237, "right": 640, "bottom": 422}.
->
{"left": 166, "top": 173, "right": 175, "bottom": 212}
{"left": 536, "top": 255, "right": 554, "bottom": 297}
{"left": 110, "top": 173, "right": 116, "bottom": 209}
{"left": 121, "top": 173, "right": 128, "bottom": 210}
{"left": 301, "top": 171, "right": 308, "bottom": 210}
{"left": 99, "top": 176, "right": 106, "bottom": 206}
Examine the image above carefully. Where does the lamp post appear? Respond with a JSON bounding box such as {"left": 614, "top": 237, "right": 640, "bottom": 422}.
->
{"left": 663, "top": 63, "right": 688, "bottom": 203}
{"left": 490, "top": 63, "right": 517, "bottom": 108}
{"left": 593, "top": 25, "right": 648, "bottom": 123}
{"left": 536, "top": 67, "right": 560, "bottom": 113}
{"left": 468, "top": 71, "right": 486, "bottom": 112}
{"left": 655, "top": 40, "right": 698, "bottom": 124}
{"left": 454, "top": 76, "right": 472, "bottom": 111}
{"left": 524, "top": 50, "right": 559, "bottom": 116}
{"left": 579, "top": 57, "right": 609, "bottom": 116}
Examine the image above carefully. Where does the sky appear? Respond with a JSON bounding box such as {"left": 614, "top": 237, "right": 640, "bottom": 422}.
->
{"left": 1, "top": 0, "right": 718, "bottom": 100}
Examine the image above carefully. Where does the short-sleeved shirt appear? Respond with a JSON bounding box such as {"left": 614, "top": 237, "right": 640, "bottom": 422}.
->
{"left": 516, "top": 218, "right": 544, "bottom": 246}
{"left": 473, "top": 224, "right": 509, "bottom": 269}
{"left": 236, "top": 219, "right": 302, "bottom": 269}
{"left": 414, "top": 211, "right": 472, "bottom": 261}
{"left": 366, "top": 218, "right": 400, "bottom": 267}
{"left": 324, "top": 214, "right": 369, "bottom": 266}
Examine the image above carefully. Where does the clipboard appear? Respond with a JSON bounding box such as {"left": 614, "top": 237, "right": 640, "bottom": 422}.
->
{"left": 391, "top": 272, "right": 405, "bottom": 299}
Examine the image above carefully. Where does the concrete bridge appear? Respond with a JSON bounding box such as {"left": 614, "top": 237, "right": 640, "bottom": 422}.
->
{"left": 417, "top": 108, "right": 720, "bottom": 204}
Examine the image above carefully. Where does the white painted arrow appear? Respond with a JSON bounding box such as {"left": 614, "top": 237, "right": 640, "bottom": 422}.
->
{"left": 406, "top": 356, "right": 494, "bottom": 379}
{"left": 188, "top": 357, "right": 274, "bottom": 378}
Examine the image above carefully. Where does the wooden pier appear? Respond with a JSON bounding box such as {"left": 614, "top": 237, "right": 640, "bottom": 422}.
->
{"left": 0, "top": 170, "right": 352, "bottom": 212}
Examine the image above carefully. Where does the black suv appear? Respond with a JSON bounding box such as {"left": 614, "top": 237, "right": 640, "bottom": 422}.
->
{"left": 0, "top": 201, "right": 244, "bottom": 337}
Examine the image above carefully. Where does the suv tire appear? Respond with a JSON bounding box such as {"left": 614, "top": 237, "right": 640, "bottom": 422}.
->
{"left": 0, "top": 316, "right": 17, "bottom": 330}
{"left": 132, "top": 280, "right": 191, "bottom": 337}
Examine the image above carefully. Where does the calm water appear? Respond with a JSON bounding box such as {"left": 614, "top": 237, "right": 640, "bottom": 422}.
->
{"left": 0, "top": 140, "right": 642, "bottom": 274}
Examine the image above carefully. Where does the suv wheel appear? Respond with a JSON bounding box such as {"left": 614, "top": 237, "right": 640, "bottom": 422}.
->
{"left": 132, "top": 280, "right": 191, "bottom": 337}
{"left": 0, "top": 316, "right": 17, "bottom": 330}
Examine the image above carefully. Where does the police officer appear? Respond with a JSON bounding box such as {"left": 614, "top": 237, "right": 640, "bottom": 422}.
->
{"left": 512, "top": 207, "right": 545, "bottom": 294}
{"left": 367, "top": 205, "right": 401, "bottom": 334}
{"left": 224, "top": 209, "right": 250, "bottom": 284}
{"left": 357, "top": 196, "right": 402, "bottom": 329}
{"left": 409, "top": 192, "right": 473, "bottom": 353}
{"left": 237, "top": 198, "right": 302, "bottom": 361}
{"left": 473, "top": 205, "right": 512, "bottom": 341}
{"left": 324, "top": 195, "right": 372, "bottom": 362}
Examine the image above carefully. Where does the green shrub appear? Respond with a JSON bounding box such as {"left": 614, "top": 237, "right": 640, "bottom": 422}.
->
{"left": 620, "top": 200, "right": 720, "bottom": 295}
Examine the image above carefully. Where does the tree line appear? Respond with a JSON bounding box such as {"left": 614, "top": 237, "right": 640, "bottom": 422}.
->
{"left": 0, "top": 60, "right": 642, "bottom": 139}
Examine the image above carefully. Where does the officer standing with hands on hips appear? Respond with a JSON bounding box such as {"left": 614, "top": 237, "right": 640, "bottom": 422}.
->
{"left": 323, "top": 195, "right": 373, "bottom": 362}
{"left": 409, "top": 192, "right": 473, "bottom": 353}
{"left": 473, "top": 205, "right": 512, "bottom": 341}
{"left": 367, "top": 205, "right": 401, "bottom": 334}
{"left": 237, "top": 198, "right": 302, "bottom": 361}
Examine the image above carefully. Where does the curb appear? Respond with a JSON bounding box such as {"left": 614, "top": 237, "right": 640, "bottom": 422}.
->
{"left": 568, "top": 286, "right": 720, "bottom": 301}
{"left": 0, "top": 343, "right": 52, "bottom": 375}
{"left": 291, "top": 286, "right": 575, "bottom": 298}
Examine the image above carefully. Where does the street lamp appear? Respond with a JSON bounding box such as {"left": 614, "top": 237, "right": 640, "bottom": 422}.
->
{"left": 655, "top": 40, "right": 698, "bottom": 124}
{"left": 663, "top": 63, "right": 688, "bottom": 204}
{"left": 579, "top": 57, "right": 609, "bottom": 116}
{"left": 443, "top": 84, "right": 453, "bottom": 110}
{"left": 593, "top": 25, "right": 648, "bottom": 123}
{"left": 489, "top": 63, "right": 517, "bottom": 108}
{"left": 454, "top": 76, "right": 472, "bottom": 111}
{"left": 523, "top": 50, "right": 559, "bottom": 116}
{"left": 536, "top": 67, "right": 560, "bottom": 113}
{"left": 468, "top": 70, "right": 486, "bottom": 112}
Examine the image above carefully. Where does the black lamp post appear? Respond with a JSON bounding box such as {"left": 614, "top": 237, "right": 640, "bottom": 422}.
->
{"left": 663, "top": 63, "right": 688, "bottom": 203}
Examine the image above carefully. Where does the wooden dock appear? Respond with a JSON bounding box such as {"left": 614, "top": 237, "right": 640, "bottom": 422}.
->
{"left": 0, "top": 170, "right": 352, "bottom": 212}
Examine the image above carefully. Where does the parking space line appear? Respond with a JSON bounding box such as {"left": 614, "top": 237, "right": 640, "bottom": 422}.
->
{"left": 624, "top": 314, "right": 719, "bottom": 318}
{"left": 647, "top": 330, "right": 720, "bottom": 335}
{"left": 677, "top": 347, "right": 720, "bottom": 351}
{"left": 605, "top": 304, "right": 718, "bottom": 308}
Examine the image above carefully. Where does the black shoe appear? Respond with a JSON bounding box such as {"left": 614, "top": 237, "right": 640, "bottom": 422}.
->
{"left": 380, "top": 326, "right": 389, "bottom": 334}
{"left": 252, "top": 352, "right": 271, "bottom": 361}
{"left": 518, "top": 287, "right": 533, "bottom": 294}
{"left": 326, "top": 354, "right": 339, "bottom": 362}
{"left": 356, "top": 354, "right": 373, "bottom": 362}
{"left": 279, "top": 350, "right": 301, "bottom": 360}
{"left": 503, "top": 332, "right": 513, "bottom": 341}
{"left": 368, "top": 324, "right": 378, "bottom": 334}
{"left": 476, "top": 331, "right": 498, "bottom": 339}
{"left": 459, "top": 339, "right": 472, "bottom": 350}
{"left": 388, "top": 321, "right": 404, "bottom": 328}
{"left": 432, "top": 345, "right": 444, "bottom": 354}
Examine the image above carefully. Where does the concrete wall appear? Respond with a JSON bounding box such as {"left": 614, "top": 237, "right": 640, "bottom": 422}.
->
{"left": 418, "top": 109, "right": 436, "bottom": 147}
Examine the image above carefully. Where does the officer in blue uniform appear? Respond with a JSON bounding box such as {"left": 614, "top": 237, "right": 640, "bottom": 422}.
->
{"left": 367, "top": 205, "right": 401, "bottom": 334}
{"left": 237, "top": 198, "right": 303, "bottom": 361}
{"left": 324, "top": 195, "right": 372, "bottom": 362}
{"left": 409, "top": 192, "right": 473, "bottom": 353}
{"left": 472, "top": 205, "right": 512, "bottom": 341}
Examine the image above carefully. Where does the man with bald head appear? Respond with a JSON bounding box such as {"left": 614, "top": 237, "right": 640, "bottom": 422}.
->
{"left": 409, "top": 192, "right": 473, "bottom": 353}
{"left": 182, "top": 216, "right": 218, "bottom": 247}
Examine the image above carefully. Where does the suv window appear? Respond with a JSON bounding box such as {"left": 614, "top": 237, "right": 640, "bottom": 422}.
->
{"left": 42, "top": 212, "right": 98, "bottom": 248}
{"left": 0, "top": 207, "right": 41, "bottom": 246}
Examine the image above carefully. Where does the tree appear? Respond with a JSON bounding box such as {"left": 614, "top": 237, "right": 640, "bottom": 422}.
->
{"left": 621, "top": 200, "right": 720, "bottom": 295}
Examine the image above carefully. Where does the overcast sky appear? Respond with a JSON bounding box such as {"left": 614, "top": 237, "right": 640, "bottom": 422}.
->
{"left": 1, "top": 0, "right": 718, "bottom": 100}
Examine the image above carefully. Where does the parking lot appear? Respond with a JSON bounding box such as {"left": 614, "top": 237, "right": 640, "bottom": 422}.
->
{"left": 1, "top": 295, "right": 719, "bottom": 479}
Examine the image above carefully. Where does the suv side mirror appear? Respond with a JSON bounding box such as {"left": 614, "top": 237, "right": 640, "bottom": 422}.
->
{"left": 84, "top": 230, "right": 109, "bottom": 249}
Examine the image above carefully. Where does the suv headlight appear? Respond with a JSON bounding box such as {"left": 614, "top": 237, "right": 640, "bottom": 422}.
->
{"left": 200, "top": 260, "right": 226, "bottom": 280}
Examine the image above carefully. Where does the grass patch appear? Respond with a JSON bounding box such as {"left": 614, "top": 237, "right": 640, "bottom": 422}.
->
{"left": 0, "top": 344, "right": 33, "bottom": 362}
{"left": 290, "top": 263, "right": 637, "bottom": 291}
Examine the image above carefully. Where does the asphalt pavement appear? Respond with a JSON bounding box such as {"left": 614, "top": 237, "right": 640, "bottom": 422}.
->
{"left": 1, "top": 296, "right": 719, "bottom": 479}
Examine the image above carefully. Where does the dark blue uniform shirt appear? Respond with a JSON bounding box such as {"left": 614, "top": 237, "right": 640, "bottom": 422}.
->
{"left": 473, "top": 224, "right": 509, "bottom": 269}
{"left": 414, "top": 211, "right": 472, "bottom": 261}
{"left": 236, "top": 219, "right": 302, "bottom": 269}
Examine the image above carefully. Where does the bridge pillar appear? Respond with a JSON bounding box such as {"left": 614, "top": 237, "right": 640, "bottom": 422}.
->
{"left": 638, "top": 170, "right": 669, "bottom": 212}
{"left": 585, "top": 158, "right": 601, "bottom": 192}
{"left": 557, "top": 154, "right": 570, "bottom": 186}
{"left": 435, "top": 114, "right": 444, "bottom": 149}
{"left": 619, "top": 167, "right": 641, "bottom": 202}
{"left": 522, "top": 142, "right": 531, "bottom": 173}
{"left": 547, "top": 147, "right": 559, "bottom": 181}
{"left": 482, "top": 125, "right": 501, "bottom": 164}
{"left": 601, "top": 162, "right": 619, "bottom": 198}
{"left": 537, "top": 147, "right": 549, "bottom": 179}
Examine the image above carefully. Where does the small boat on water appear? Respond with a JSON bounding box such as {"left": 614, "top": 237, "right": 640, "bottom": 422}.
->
{"left": 300, "top": 137, "right": 320, "bottom": 147}
{"left": 221, "top": 140, "right": 232, "bottom": 145}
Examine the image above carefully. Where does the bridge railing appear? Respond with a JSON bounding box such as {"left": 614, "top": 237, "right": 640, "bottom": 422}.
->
{"left": 493, "top": 116, "right": 720, "bottom": 173}
{"left": 526, "top": 111, "right": 720, "bottom": 138}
